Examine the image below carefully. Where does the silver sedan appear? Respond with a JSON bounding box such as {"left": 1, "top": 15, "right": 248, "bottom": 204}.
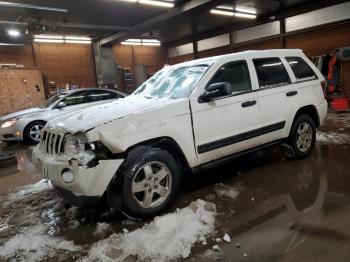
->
{"left": 0, "top": 88, "right": 125, "bottom": 144}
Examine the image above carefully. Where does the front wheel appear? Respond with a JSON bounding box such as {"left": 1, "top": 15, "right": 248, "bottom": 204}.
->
{"left": 284, "top": 114, "right": 316, "bottom": 159}
{"left": 23, "top": 121, "right": 46, "bottom": 144}
{"left": 118, "top": 147, "right": 180, "bottom": 219}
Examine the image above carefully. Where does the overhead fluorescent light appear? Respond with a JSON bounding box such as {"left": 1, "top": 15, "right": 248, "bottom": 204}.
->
{"left": 210, "top": 8, "right": 257, "bottom": 19}
{"left": 0, "top": 42, "right": 24, "bottom": 46}
{"left": 234, "top": 12, "right": 257, "bottom": 19}
{"left": 121, "top": 41, "right": 142, "bottom": 46}
{"left": 65, "top": 36, "right": 91, "bottom": 41}
{"left": 121, "top": 38, "right": 161, "bottom": 46}
{"left": 0, "top": 1, "right": 67, "bottom": 12}
{"left": 210, "top": 9, "right": 234, "bottom": 16}
{"left": 142, "top": 39, "right": 160, "bottom": 43}
{"left": 7, "top": 29, "right": 20, "bottom": 37}
{"left": 35, "top": 35, "right": 64, "bottom": 39}
{"left": 138, "top": 0, "right": 174, "bottom": 8}
{"left": 126, "top": 39, "right": 142, "bottom": 43}
{"left": 235, "top": 6, "right": 257, "bottom": 15}
{"left": 34, "top": 39, "right": 64, "bottom": 43}
{"left": 65, "top": 40, "right": 91, "bottom": 44}
{"left": 142, "top": 42, "right": 161, "bottom": 46}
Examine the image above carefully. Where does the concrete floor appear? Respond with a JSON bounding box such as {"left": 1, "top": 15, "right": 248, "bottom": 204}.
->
{"left": 0, "top": 113, "right": 350, "bottom": 261}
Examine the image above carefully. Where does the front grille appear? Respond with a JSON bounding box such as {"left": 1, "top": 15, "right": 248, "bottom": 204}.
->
{"left": 41, "top": 130, "right": 65, "bottom": 155}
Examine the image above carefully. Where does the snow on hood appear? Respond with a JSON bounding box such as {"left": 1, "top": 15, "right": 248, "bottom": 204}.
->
{"left": 46, "top": 95, "right": 183, "bottom": 134}
{"left": 0, "top": 107, "right": 45, "bottom": 122}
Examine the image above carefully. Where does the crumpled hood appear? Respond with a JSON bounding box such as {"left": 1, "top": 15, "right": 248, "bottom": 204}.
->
{"left": 0, "top": 107, "right": 46, "bottom": 122}
{"left": 46, "top": 95, "right": 183, "bottom": 134}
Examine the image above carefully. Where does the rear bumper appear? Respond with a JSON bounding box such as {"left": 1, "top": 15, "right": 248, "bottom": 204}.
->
{"left": 318, "top": 100, "right": 328, "bottom": 126}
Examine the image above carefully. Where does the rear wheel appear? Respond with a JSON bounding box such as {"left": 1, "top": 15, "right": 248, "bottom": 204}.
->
{"left": 114, "top": 146, "right": 180, "bottom": 220}
{"left": 284, "top": 114, "right": 316, "bottom": 159}
{"left": 23, "top": 121, "right": 46, "bottom": 144}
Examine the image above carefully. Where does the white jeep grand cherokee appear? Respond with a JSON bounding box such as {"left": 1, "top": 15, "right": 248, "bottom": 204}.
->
{"left": 33, "top": 49, "right": 327, "bottom": 219}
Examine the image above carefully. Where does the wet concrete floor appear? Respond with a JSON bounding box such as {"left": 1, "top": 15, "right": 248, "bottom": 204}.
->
{"left": 0, "top": 113, "right": 350, "bottom": 261}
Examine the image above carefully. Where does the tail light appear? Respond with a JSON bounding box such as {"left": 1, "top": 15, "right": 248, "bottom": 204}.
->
{"left": 321, "top": 81, "right": 326, "bottom": 99}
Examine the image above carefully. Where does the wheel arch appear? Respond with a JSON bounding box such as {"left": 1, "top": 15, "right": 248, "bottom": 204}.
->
{"left": 292, "top": 105, "right": 320, "bottom": 128}
{"left": 124, "top": 136, "right": 192, "bottom": 175}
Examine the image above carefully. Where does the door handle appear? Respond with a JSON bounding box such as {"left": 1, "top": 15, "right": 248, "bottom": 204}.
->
{"left": 286, "top": 91, "right": 298, "bottom": 97}
{"left": 241, "top": 100, "right": 257, "bottom": 108}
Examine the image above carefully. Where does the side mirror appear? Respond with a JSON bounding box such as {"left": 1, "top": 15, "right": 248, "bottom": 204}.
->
{"left": 198, "top": 82, "right": 233, "bottom": 103}
{"left": 57, "top": 102, "right": 66, "bottom": 109}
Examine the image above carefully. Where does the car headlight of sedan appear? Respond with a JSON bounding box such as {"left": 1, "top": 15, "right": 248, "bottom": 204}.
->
{"left": 1, "top": 119, "right": 18, "bottom": 128}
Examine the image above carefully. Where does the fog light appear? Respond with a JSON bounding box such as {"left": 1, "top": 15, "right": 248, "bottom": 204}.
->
{"left": 61, "top": 169, "right": 74, "bottom": 183}
{"left": 15, "top": 131, "right": 21, "bottom": 136}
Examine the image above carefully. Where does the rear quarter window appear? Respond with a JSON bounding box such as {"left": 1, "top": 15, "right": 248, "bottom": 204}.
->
{"left": 253, "top": 57, "right": 291, "bottom": 88}
{"left": 286, "top": 56, "right": 318, "bottom": 82}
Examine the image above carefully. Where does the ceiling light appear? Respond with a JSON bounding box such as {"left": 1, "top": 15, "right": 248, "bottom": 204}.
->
{"left": 210, "top": 8, "right": 256, "bottom": 19}
{"left": 142, "top": 42, "right": 161, "bottom": 46}
{"left": 65, "top": 36, "right": 91, "bottom": 41}
{"left": 7, "top": 29, "right": 20, "bottom": 37}
{"left": 34, "top": 39, "right": 64, "bottom": 43}
{"left": 142, "top": 39, "right": 160, "bottom": 43}
{"left": 138, "top": 0, "right": 174, "bottom": 8}
{"left": 0, "top": 42, "right": 24, "bottom": 46}
{"left": 234, "top": 12, "right": 257, "bottom": 19}
{"left": 0, "top": 1, "right": 67, "bottom": 12}
{"left": 210, "top": 9, "right": 234, "bottom": 16}
{"left": 34, "top": 35, "right": 64, "bottom": 39}
{"left": 121, "top": 41, "right": 142, "bottom": 46}
{"left": 235, "top": 6, "right": 257, "bottom": 15}
{"left": 65, "top": 40, "right": 91, "bottom": 44}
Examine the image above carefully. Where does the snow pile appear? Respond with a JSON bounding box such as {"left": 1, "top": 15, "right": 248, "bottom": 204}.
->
{"left": 86, "top": 200, "right": 216, "bottom": 262}
{"left": 5, "top": 179, "right": 52, "bottom": 204}
{"left": 316, "top": 131, "right": 350, "bottom": 144}
{"left": 215, "top": 183, "right": 240, "bottom": 200}
{"left": 0, "top": 225, "right": 80, "bottom": 261}
{"left": 93, "top": 223, "right": 112, "bottom": 237}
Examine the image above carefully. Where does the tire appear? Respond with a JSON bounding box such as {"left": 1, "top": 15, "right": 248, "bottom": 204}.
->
{"left": 285, "top": 114, "right": 316, "bottom": 159}
{"left": 0, "top": 154, "right": 17, "bottom": 168}
{"left": 116, "top": 146, "right": 180, "bottom": 220}
{"left": 23, "top": 121, "right": 46, "bottom": 144}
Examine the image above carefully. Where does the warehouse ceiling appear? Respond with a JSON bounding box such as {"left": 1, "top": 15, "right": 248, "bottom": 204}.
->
{"left": 0, "top": 0, "right": 347, "bottom": 46}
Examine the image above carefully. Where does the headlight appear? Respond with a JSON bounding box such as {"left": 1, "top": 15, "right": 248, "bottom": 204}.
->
{"left": 63, "top": 134, "right": 87, "bottom": 155}
{"left": 1, "top": 119, "right": 17, "bottom": 128}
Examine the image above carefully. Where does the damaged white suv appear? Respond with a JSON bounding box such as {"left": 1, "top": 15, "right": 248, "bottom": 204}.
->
{"left": 33, "top": 49, "right": 327, "bottom": 219}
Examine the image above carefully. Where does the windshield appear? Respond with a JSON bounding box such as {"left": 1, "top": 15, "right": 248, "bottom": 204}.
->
{"left": 133, "top": 64, "right": 211, "bottom": 99}
{"left": 41, "top": 94, "right": 65, "bottom": 108}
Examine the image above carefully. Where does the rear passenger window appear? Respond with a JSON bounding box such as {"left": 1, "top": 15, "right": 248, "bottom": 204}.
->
{"left": 210, "top": 61, "right": 251, "bottom": 93}
{"left": 286, "top": 57, "right": 317, "bottom": 82}
{"left": 253, "top": 58, "right": 291, "bottom": 88}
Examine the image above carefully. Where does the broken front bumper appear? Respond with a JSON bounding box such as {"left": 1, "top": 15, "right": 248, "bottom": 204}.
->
{"left": 33, "top": 149, "right": 124, "bottom": 203}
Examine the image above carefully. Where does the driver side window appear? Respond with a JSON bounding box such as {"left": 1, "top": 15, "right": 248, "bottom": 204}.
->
{"left": 210, "top": 61, "right": 252, "bottom": 94}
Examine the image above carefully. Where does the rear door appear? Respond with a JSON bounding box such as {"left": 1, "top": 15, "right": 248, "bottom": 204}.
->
{"left": 190, "top": 60, "right": 261, "bottom": 164}
{"left": 251, "top": 57, "right": 294, "bottom": 144}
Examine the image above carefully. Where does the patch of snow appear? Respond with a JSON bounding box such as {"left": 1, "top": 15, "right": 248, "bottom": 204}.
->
{"left": 0, "top": 225, "right": 80, "bottom": 261}
{"left": 85, "top": 199, "right": 216, "bottom": 262}
{"left": 5, "top": 179, "right": 52, "bottom": 204}
{"left": 212, "top": 245, "right": 221, "bottom": 252}
{"left": 215, "top": 183, "right": 240, "bottom": 200}
{"left": 316, "top": 131, "right": 350, "bottom": 144}
{"left": 93, "top": 223, "right": 112, "bottom": 237}
{"left": 223, "top": 233, "right": 231, "bottom": 243}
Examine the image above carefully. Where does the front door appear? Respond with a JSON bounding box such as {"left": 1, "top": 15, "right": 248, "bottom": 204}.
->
{"left": 190, "top": 60, "right": 261, "bottom": 164}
